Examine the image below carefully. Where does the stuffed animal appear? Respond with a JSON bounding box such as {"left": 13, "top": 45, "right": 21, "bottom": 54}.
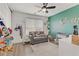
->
{"left": 0, "top": 18, "right": 14, "bottom": 52}
{"left": 2, "top": 27, "right": 14, "bottom": 51}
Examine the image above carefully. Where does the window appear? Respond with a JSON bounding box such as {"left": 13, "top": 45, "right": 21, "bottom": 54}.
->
{"left": 25, "top": 19, "right": 44, "bottom": 35}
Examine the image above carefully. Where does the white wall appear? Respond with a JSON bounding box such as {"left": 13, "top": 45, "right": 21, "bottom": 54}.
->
{"left": 0, "top": 3, "right": 11, "bottom": 28}
{"left": 11, "top": 11, "right": 48, "bottom": 44}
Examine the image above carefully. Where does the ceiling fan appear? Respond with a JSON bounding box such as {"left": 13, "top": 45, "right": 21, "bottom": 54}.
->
{"left": 35, "top": 3, "right": 56, "bottom": 13}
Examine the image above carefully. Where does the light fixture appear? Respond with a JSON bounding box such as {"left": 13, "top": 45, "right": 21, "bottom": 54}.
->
{"left": 42, "top": 8, "right": 46, "bottom": 12}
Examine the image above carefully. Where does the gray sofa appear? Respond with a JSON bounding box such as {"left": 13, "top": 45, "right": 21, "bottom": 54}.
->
{"left": 29, "top": 31, "right": 48, "bottom": 45}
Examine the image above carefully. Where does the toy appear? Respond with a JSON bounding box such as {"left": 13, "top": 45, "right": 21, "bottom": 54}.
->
{"left": 0, "top": 18, "right": 14, "bottom": 52}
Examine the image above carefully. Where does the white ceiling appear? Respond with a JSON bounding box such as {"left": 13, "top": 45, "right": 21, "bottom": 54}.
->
{"left": 7, "top": 3, "right": 78, "bottom": 17}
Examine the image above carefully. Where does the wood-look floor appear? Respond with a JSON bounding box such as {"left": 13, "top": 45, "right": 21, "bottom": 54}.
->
{"left": 0, "top": 42, "right": 58, "bottom": 56}
{"left": 0, "top": 43, "right": 32, "bottom": 56}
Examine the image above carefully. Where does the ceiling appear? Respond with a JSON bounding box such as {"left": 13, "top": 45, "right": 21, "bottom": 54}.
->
{"left": 7, "top": 3, "right": 78, "bottom": 17}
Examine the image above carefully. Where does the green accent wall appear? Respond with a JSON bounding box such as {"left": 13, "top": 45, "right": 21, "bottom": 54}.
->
{"left": 48, "top": 5, "right": 79, "bottom": 38}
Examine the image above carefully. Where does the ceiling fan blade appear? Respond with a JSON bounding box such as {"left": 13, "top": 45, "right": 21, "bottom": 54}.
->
{"left": 46, "top": 6, "right": 56, "bottom": 9}
{"left": 43, "top": 3, "right": 48, "bottom": 6}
